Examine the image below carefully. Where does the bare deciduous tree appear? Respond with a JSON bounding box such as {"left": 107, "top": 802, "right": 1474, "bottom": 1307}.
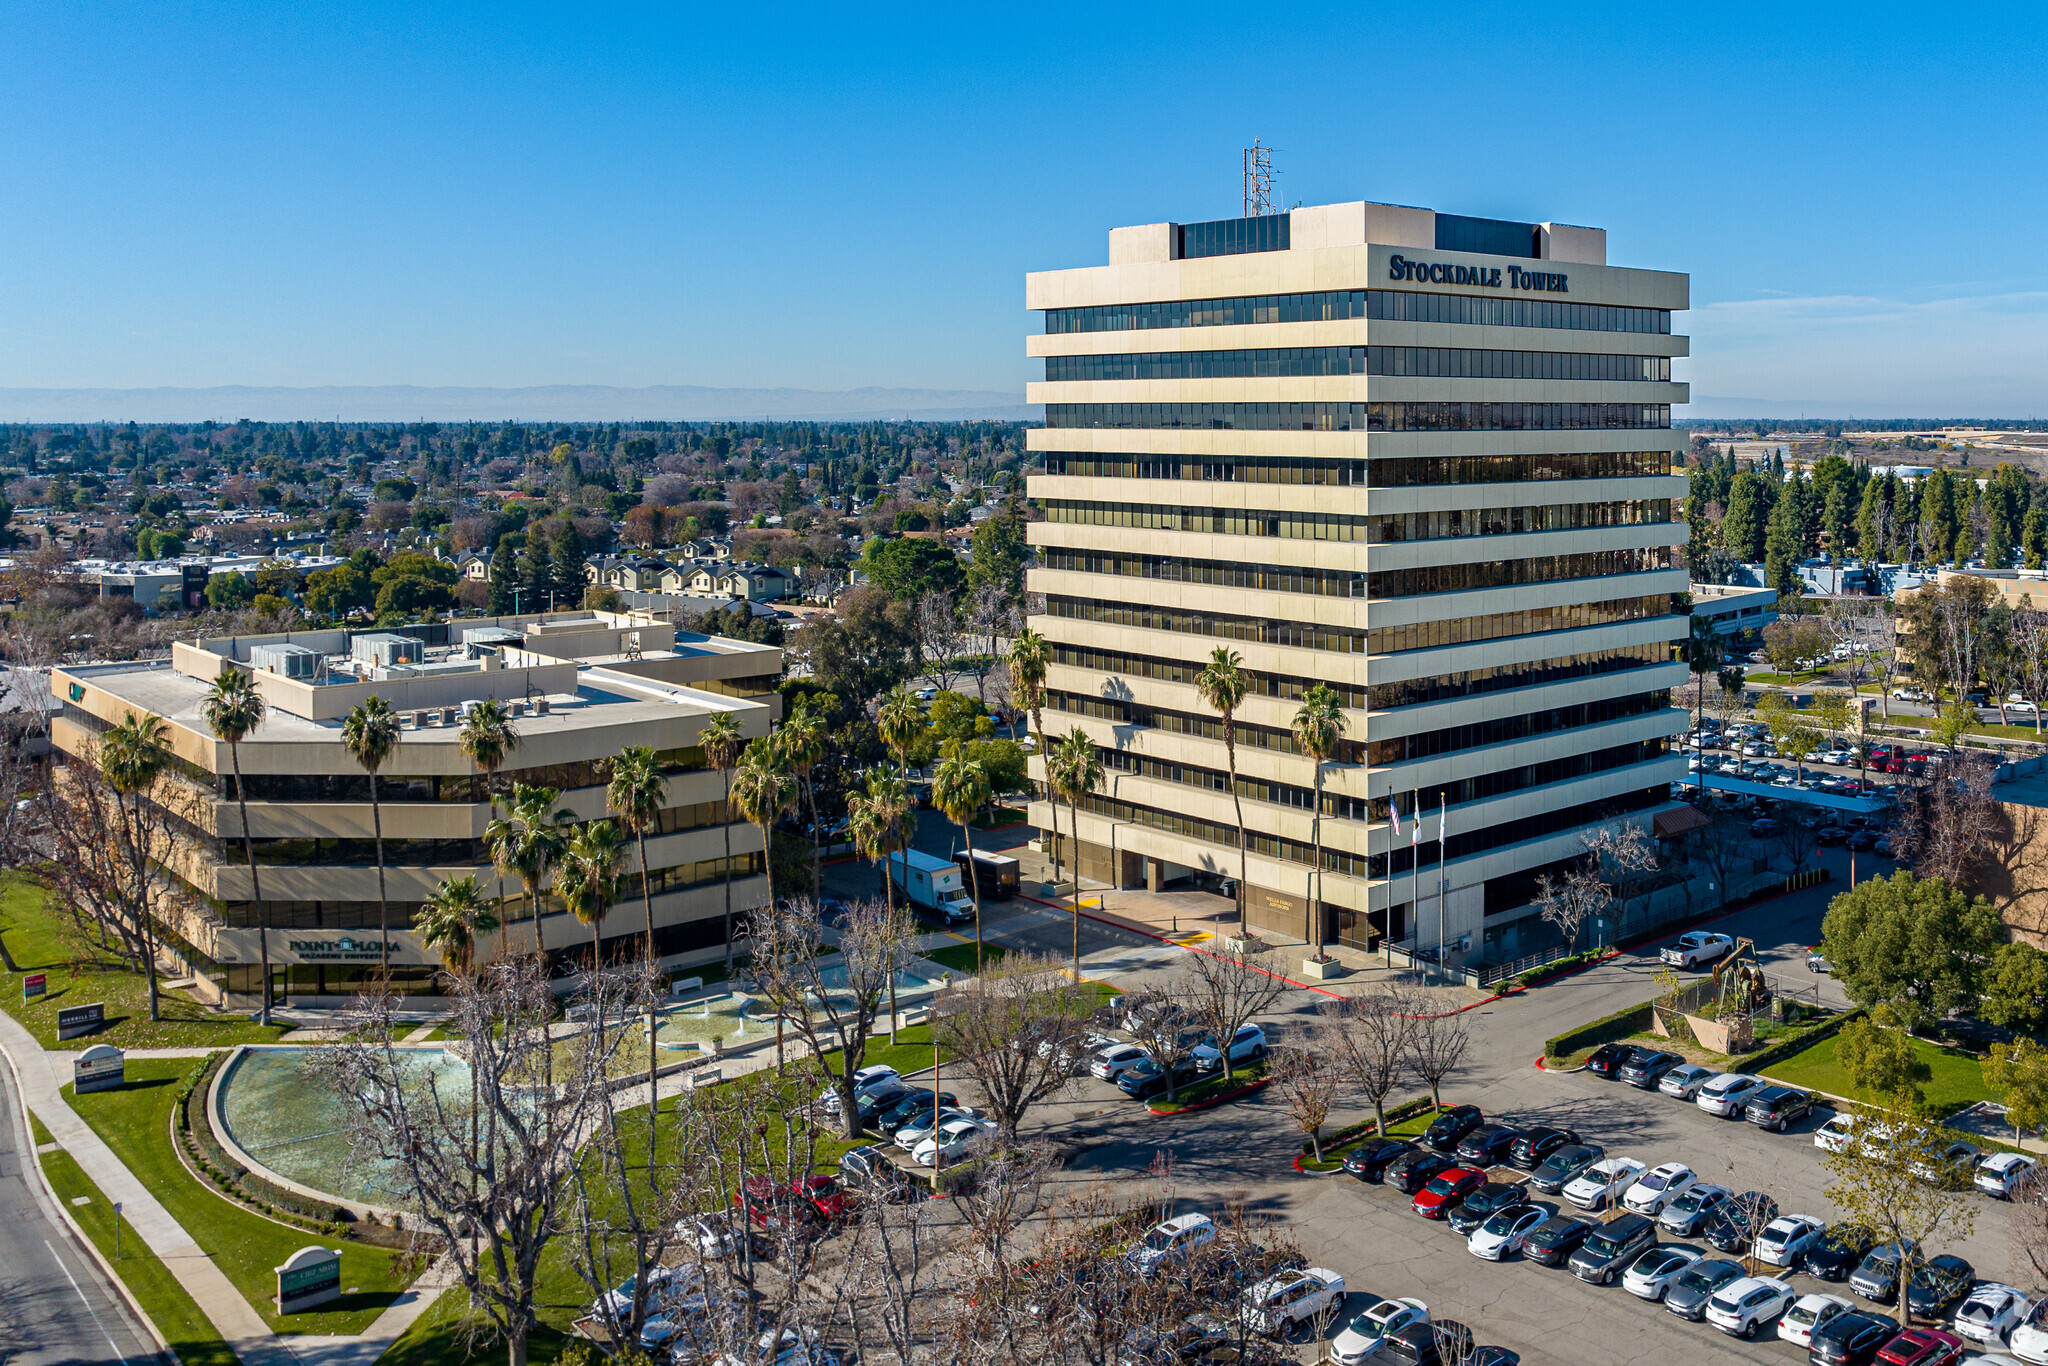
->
{"left": 1272, "top": 1037, "right": 1343, "bottom": 1162}
{"left": 2013, "top": 602, "right": 2048, "bottom": 736}
{"left": 1404, "top": 1004, "right": 1472, "bottom": 1111}
{"left": 1325, "top": 988, "right": 1415, "bottom": 1136}
{"left": 935, "top": 951, "right": 1093, "bottom": 1146}
{"left": 913, "top": 591, "right": 968, "bottom": 695}
{"left": 749, "top": 895, "right": 917, "bottom": 1134}
{"left": 2007, "top": 1167, "right": 2048, "bottom": 1291}
{"left": 1184, "top": 945, "right": 1285, "bottom": 1083}
{"left": 1117, "top": 976, "right": 1205, "bottom": 1105}
{"left": 1894, "top": 751, "right": 1999, "bottom": 884}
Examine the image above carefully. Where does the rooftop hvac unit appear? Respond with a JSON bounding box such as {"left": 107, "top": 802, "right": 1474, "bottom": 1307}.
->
{"left": 534, "top": 696, "right": 550, "bottom": 715}
{"left": 350, "top": 633, "right": 424, "bottom": 668}
{"left": 249, "top": 643, "right": 318, "bottom": 680}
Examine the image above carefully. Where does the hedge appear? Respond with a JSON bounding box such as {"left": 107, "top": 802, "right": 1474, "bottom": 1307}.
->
{"left": 1300, "top": 1093, "right": 1442, "bottom": 1156}
{"left": 1544, "top": 1000, "right": 1657, "bottom": 1060}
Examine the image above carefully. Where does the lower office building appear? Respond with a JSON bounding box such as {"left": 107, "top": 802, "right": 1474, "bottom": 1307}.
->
{"left": 1024, "top": 199, "right": 1692, "bottom": 966}
{"left": 50, "top": 611, "right": 779, "bottom": 1002}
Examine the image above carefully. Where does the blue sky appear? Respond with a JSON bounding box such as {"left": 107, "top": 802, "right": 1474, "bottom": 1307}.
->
{"left": 4, "top": 2, "right": 2046, "bottom": 414}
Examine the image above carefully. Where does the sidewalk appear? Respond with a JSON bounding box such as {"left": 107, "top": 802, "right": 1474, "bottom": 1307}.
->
{"left": 0, "top": 1008, "right": 453, "bottom": 1365}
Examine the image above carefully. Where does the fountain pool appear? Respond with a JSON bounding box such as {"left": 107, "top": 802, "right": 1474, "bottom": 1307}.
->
{"left": 650, "top": 965, "right": 947, "bottom": 1053}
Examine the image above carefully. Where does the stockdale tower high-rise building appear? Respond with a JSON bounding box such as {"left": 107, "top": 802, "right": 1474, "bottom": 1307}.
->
{"left": 1023, "top": 200, "right": 1691, "bottom": 968}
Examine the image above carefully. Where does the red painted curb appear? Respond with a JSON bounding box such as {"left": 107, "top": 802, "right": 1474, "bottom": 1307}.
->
{"left": 1146, "top": 1076, "right": 1272, "bottom": 1116}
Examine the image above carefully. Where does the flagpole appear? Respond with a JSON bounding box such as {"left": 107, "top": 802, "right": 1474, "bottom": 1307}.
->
{"left": 1409, "top": 787, "right": 1420, "bottom": 984}
{"left": 1437, "top": 794, "right": 1447, "bottom": 981}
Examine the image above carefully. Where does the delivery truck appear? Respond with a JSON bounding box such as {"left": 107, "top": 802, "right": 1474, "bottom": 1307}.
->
{"left": 887, "top": 849, "right": 976, "bottom": 924}
{"left": 953, "top": 849, "right": 1020, "bottom": 901}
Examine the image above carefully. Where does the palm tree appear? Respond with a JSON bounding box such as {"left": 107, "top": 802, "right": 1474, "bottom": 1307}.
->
{"left": 459, "top": 697, "right": 521, "bottom": 942}
{"left": 341, "top": 696, "right": 401, "bottom": 975}
{"left": 1051, "top": 728, "right": 1102, "bottom": 981}
{"left": 778, "top": 695, "right": 828, "bottom": 901}
{"left": 846, "top": 767, "right": 916, "bottom": 1041}
{"left": 414, "top": 874, "right": 499, "bottom": 980}
{"left": 562, "top": 820, "right": 627, "bottom": 1048}
{"left": 606, "top": 743, "right": 667, "bottom": 1143}
{"left": 730, "top": 737, "right": 793, "bottom": 918}
{"left": 1291, "top": 684, "right": 1347, "bottom": 963}
{"left": 1008, "top": 626, "right": 1050, "bottom": 766}
{"left": 203, "top": 666, "right": 275, "bottom": 1022}
{"left": 1195, "top": 647, "right": 1252, "bottom": 938}
{"left": 99, "top": 714, "right": 171, "bottom": 1022}
{"left": 487, "top": 783, "right": 570, "bottom": 960}
{"left": 697, "top": 711, "right": 744, "bottom": 974}
{"left": 876, "top": 687, "right": 922, "bottom": 781}
{"left": 931, "top": 749, "right": 992, "bottom": 971}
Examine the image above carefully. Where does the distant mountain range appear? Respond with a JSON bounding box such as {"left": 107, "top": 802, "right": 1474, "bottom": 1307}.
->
{"left": 0, "top": 385, "right": 1040, "bottom": 424}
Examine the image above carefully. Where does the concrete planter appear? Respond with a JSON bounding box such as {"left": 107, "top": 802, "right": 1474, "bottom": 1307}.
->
{"left": 1299, "top": 956, "right": 1345, "bottom": 981}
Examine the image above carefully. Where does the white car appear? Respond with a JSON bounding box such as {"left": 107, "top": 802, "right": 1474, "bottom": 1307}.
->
{"left": 1191, "top": 1024, "right": 1267, "bottom": 1069}
{"left": 1659, "top": 1064, "right": 1718, "bottom": 1100}
{"left": 1240, "top": 1267, "right": 1344, "bottom": 1336}
{"left": 892, "top": 1107, "right": 979, "bottom": 1151}
{"left": 2012, "top": 699, "right": 2041, "bottom": 715}
{"left": 1089, "top": 1043, "right": 1149, "bottom": 1081}
{"left": 592, "top": 1262, "right": 700, "bottom": 1323}
{"left": 910, "top": 1116, "right": 989, "bottom": 1167}
{"left": 819, "top": 1064, "right": 898, "bottom": 1106}
{"left": 638, "top": 1287, "right": 748, "bottom": 1352}
{"left": 1622, "top": 1162, "right": 1697, "bottom": 1215}
{"left": 1704, "top": 1275, "right": 1796, "bottom": 1339}
{"left": 1696, "top": 1072, "right": 1767, "bottom": 1117}
{"left": 1661, "top": 932, "right": 1735, "bottom": 968}
{"left": 1329, "top": 1296, "right": 1428, "bottom": 1364}
{"left": 1979, "top": 1152, "right": 2040, "bottom": 1198}
{"left": 1956, "top": 1284, "right": 2032, "bottom": 1344}
{"left": 1466, "top": 1204, "right": 1548, "bottom": 1261}
{"left": 1622, "top": 1245, "right": 1701, "bottom": 1300}
{"left": 1128, "top": 1213, "right": 1216, "bottom": 1275}
{"left": 1820, "top": 748, "right": 1856, "bottom": 766}
{"left": 1814, "top": 1113, "right": 1857, "bottom": 1153}
{"left": 1753, "top": 1214, "right": 1826, "bottom": 1267}
{"left": 1778, "top": 1293, "right": 1854, "bottom": 1348}
{"left": 2009, "top": 1300, "right": 2048, "bottom": 1364}
{"left": 1563, "top": 1157, "right": 1645, "bottom": 1211}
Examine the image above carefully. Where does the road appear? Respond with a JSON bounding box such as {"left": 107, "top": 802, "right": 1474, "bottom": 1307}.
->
{"left": 0, "top": 1060, "right": 159, "bottom": 1365}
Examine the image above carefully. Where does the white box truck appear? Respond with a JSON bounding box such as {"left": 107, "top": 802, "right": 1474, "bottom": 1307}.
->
{"left": 888, "top": 850, "right": 975, "bottom": 924}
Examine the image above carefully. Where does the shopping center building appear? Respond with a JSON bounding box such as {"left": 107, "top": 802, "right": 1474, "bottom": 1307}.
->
{"left": 51, "top": 611, "right": 778, "bottom": 1002}
{"left": 1023, "top": 200, "right": 1692, "bottom": 967}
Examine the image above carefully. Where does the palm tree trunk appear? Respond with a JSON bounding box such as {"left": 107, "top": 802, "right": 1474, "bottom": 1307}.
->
{"left": 640, "top": 826, "right": 659, "bottom": 1143}
{"left": 883, "top": 835, "right": 899, "bottom": 1046}
{"left": 805, "top": 772, "right": 820, "bottom": 906}
{"left": 590, "top": 907, "right": 605, "bottom": 1054}
{"left": 230, "top": 743, "right": 273, "bottom": 1023}
{"left": 120, "top": 792, "right": 162, "bottom": 1022}
{"left": 370, "top": 771, "right": 390, "bottom": 977}
{"left": 960, "top": 815, "right": 983, "bottom": 972}
{"left": 1309, "top": 769, "right": 1325, "bottom": 958}
{"left": 720, "top": 770, "right": 735, "bottom": 975}
{"left": 1068, "top": 795, "right": 1082, "bottom": 981}
{"left": 1225, "top": 720, "right": 1248, "bottom": 938}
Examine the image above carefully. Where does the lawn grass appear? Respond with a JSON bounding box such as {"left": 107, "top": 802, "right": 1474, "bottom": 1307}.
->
{"left": 28, "top": 1107, "right": 53, "bottom": 1147}
{"left": 0, "top": 875, "right": 290, "bottom": 1050}
{"left": 1763, "top": 1030, "right": 1994, "bottom": 1115}
{"left": 1298, "top": 1104, "right": 1449, "bottom": 1171}
{"left": 919, "top": 941, "right": 1006, "bottom": 976}
{"left": 1147, "top": 1059, "right": 1268, "bottom": 1114}
{"left": 973, "top": 804, "right": 1027, "bottom": 830}
{"left": 38, "top": 1147, "right": 239, "bottom": 1365}
{"left": 64, "top": 1058, "right": 416, "bottom": 1335}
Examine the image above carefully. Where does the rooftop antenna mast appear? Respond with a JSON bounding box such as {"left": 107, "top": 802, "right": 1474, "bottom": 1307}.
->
{"left": 1242, "top": 140, "right": 1276, "bottom": 217}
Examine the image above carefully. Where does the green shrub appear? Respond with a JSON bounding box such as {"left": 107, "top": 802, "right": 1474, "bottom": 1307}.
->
{"left": 1545, "top": 1001, "right": 1657, "bottom": 1060}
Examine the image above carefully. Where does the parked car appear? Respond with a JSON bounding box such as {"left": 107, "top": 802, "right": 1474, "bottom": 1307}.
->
{"left": 1658, "top": 1064, "right": 1718, "bottom": 1100}
{"left": 1386, "top": 1150, "right": 1455, "bottom": 1195}
{"left": 2006, "top": 1300, "right": 2048, "bottom": 1364}
{"left": 1705, "top": 1275, "right": 1796, "bottom": 1338}
{"left": 1116, "top": 1055, "right": 1213, "bottom": 1100}
{"left": 1810, "top": 1311, "right": 1905, "bottom": 1366}
{"left": 874, "top": 1091, "right": 960, "bottom": 1139}
{"left": 1664, "top": 1257, "right": 1747, "bottom": 1321}
{"left": 1420, "top": 1105, "right": 1485, "bottom": 1152}
{"left": 1621, "top": 1162, "right": 1697, "bottom": 1215}
{"left": 1752, "top": 817, "right": 1783, "bottom": 838}
{"left": 1128, "top": 1214, "right": 1217, "bottom": 1276}
{"left": 1753, "top": 1214, "right": 1826, "bottom": 1267}
{"left": 1978, "top": 1152, "right": 2041, "bottom": 1198}
{"left": 1412, "top": 1166, "right": 1488, "bottom": 1219}
{"left": 1953, "top": 1284, "right": 2031, "bottom": 1344}
{"left": 1506, "top": 1127, "right": 1580, "bottom": 1170}
{"left": 1563, "top": 1156, "right": 1645, "bottom": 1211}
{"left": 836, "top": 1146, "right": 919, "bottom": 1204}
{"left": 1702, "top": 1192, "right": 1779, "bottom": 1254}
{"left": 1618, "top": 1050, "right": 1684, "bottom": 1089}
{"left": 1445, "top": 1181, "right": 1530, "bottom": 1236}
{"left": 1529, "top": 1143, "right": 1604, "bottom": 1196}
{"left": 1905, "top": 1255, "right": 1975, "bottom": 1320}
{"left": 1240, "top": 1267, "right": 1345, "bottom": 1336}
{"left": 1814, "top": 1113, "right": 1858, "bottom": 1153}
{"left": 1453, "top": 1125, "right": 1523, "bottom": 1168}
{"left": 1849, "top": 1240, "right": 1921, "bottom": 1303}
{"left": 788, "top": 1175, "right": 852, "bottom": 1222}
{"left": 1191, "top": 1024, "right": 1267, "bottom": 1070}
{"left": 1342, "top": 1138, "right": 1417, "bottom": 1184}
{"left": 1745, "top": 1085, "right": 1816, "bottom": 1132}
{"left": 1328, "top": 1296, "right": 1429, "bottom": 1365}
{"left": 1778, "top": 1292, "right": 1855, "bottom": 1349}
{"left": 910, "top": 1116, "right": 990, "bottom": 1167}
{"left": 1090, "top": 1043, "right": 1150, "bottom": 1082}
{"left": 592, "top": 1262, "right": 702, "bottom": 1325}
{"left": 1804, "top": 1224, "right": 1881, "bottom": 1281}
{"left": 893, "top": 1106, "right": 980, "bottom": 1151}
{"left": 1466, "top": 1204, "right": 1549, "bottom": 1261}
{"left": 1661, "top": 931, "right": 1735, "bottom": 968}
{"left": 1696, "top": 1072, "right": 1768, "bottom": 1117}
{"left": 1846, "top": 829, "right": 1877, "bottom": 851}
{"left": 1520, "top": 1214, "right": 1596, "bottom": 1266}
{"left": 1567, "top": 1212, "right": 1658, "bottom": 1286}
{"left": 1583, "top": 1044, "right": 1642, "bottom": 1078}
{"left": 1381, "top": 1320, "right": 1473, "bottom": 1366}
{"left": 1658, "top": 1182, "right": 1732, "bottom": 1236}
{"left": 1622, "top": 1244, "right": 1701, "bottom": 1301}
{"left": 1911, "top": 1141, "right": 1984, "bottom": 1186}
{"left": 1818, "top": 826, "right": 1849, "bottom": 845}
{"left": 1875, "top": 1328, "right": 1966, "bottom": 1366}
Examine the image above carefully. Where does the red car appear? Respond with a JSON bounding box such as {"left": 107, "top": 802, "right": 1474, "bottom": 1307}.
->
{"left": 791, "top": 1175, "right": 851, "bottom": 1221}
{"left": 1877, "top": 1329, "right": 1966, "bottom": 1366}
{"left": 1411, "top": 1165, "right": 1487, "bottom": 1218}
